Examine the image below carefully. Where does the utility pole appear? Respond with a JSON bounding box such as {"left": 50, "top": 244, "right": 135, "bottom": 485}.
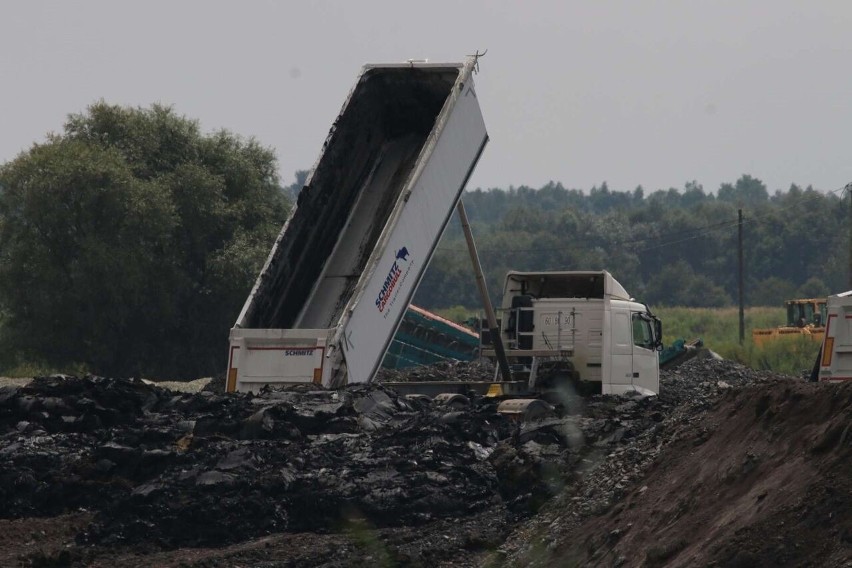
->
{"left": 738, "top": 208, "right": 745, "bottom": 345}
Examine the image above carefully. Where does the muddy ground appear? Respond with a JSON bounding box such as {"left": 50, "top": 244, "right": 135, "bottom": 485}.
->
{"left": 1, "top": 360, "right": 849, "bottom": 567}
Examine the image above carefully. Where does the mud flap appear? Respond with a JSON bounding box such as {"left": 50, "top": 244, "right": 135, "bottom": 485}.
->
{"left": 809, "top": 346, "right": 822, "bottom": 382}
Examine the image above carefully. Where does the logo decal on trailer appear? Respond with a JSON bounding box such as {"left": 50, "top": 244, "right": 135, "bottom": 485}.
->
{"left": 284, "top": 349, "right": 314, "bottom": 356}
{"left": 375, "top": 247, "right": 413, "bottom": 316}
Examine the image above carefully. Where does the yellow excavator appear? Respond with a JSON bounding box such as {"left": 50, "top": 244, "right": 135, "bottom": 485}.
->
{"left": 752, "top": 298, "right": 827, "bottom": 347}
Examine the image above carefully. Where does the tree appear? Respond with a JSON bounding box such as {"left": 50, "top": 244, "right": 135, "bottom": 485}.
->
{"left": 681, "top": 180, "right": 708, "bottom": 208}
{"left": 0, "top": 102, "right": 288, "bottom": 377}
{"left": 717, "top": 174, "right": 768, "bottom": 206}
{"left": 644, "top": 260, "right": 731, "bottom": 307}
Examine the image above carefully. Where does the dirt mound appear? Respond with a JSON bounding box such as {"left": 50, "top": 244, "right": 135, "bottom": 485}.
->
{"left": 500, "top": 366, "right": 852, "bottom": 566}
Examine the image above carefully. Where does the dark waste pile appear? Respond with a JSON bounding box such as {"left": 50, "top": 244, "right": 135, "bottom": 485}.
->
{"left": 1, "top": 376, "right": 513, "bottom": 551}
{"left": 2, "top": 358, "right": 843, "bottom": 566}
{"left": 375, "top": 359, "right": 496, "bottom": 382}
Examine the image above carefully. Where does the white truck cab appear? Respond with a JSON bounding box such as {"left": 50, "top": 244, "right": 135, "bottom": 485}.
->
{"left": 486, "top": 271, "right": 662, "bottom": 396}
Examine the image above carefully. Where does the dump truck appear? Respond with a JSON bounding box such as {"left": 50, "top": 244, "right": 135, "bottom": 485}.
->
{"left": 227, "top": 57, "right": 664, "bottom": 402}
{"left": 815, "top": 291, "right": 852, "bottom": 382}
{"left": 227, "top": 58, "right": 488, "bottom": 393}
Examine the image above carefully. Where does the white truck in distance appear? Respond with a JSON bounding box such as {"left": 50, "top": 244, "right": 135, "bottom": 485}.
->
{"left": 482, "top": 271, "right": 662, "bottom": 397}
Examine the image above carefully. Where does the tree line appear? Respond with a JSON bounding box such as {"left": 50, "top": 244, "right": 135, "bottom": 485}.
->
{"left": 414, "top": 176, "right": 849, "bottom": 311}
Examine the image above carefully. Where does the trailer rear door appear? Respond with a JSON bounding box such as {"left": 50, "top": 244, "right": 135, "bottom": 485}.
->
{"left": 819, "top": 291, "right": 852, "bottom": 382}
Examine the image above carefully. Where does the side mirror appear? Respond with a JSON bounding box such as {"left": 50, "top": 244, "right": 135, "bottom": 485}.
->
{"left": 653, "top": 318, "right": 663, "bottom": 349}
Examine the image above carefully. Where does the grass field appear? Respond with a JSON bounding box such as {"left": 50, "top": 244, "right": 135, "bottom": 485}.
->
{"left": 655, "top": 306, "right": 820, "bottom": 376}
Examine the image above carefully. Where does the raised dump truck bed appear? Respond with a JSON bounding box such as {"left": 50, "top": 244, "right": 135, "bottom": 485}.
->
{"left": 228, "top": 59, "right": 488, "bottom": 392}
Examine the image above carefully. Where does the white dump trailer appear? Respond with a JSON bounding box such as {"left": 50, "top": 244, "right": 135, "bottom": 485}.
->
{"left": 227, "top": 59, "right": 488, "bottom": 392}
{"left": 816, "top": 290, "right": 852, "bottom": 382}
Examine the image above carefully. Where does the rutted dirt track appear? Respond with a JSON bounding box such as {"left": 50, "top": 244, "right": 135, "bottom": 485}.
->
{"left": 1, "top": 360, "right": 849, "bottom": 567}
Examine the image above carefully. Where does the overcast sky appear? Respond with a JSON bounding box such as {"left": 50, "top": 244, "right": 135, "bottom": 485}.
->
{"left": 2, "top": 1, "right": 851, "bottom": 195}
